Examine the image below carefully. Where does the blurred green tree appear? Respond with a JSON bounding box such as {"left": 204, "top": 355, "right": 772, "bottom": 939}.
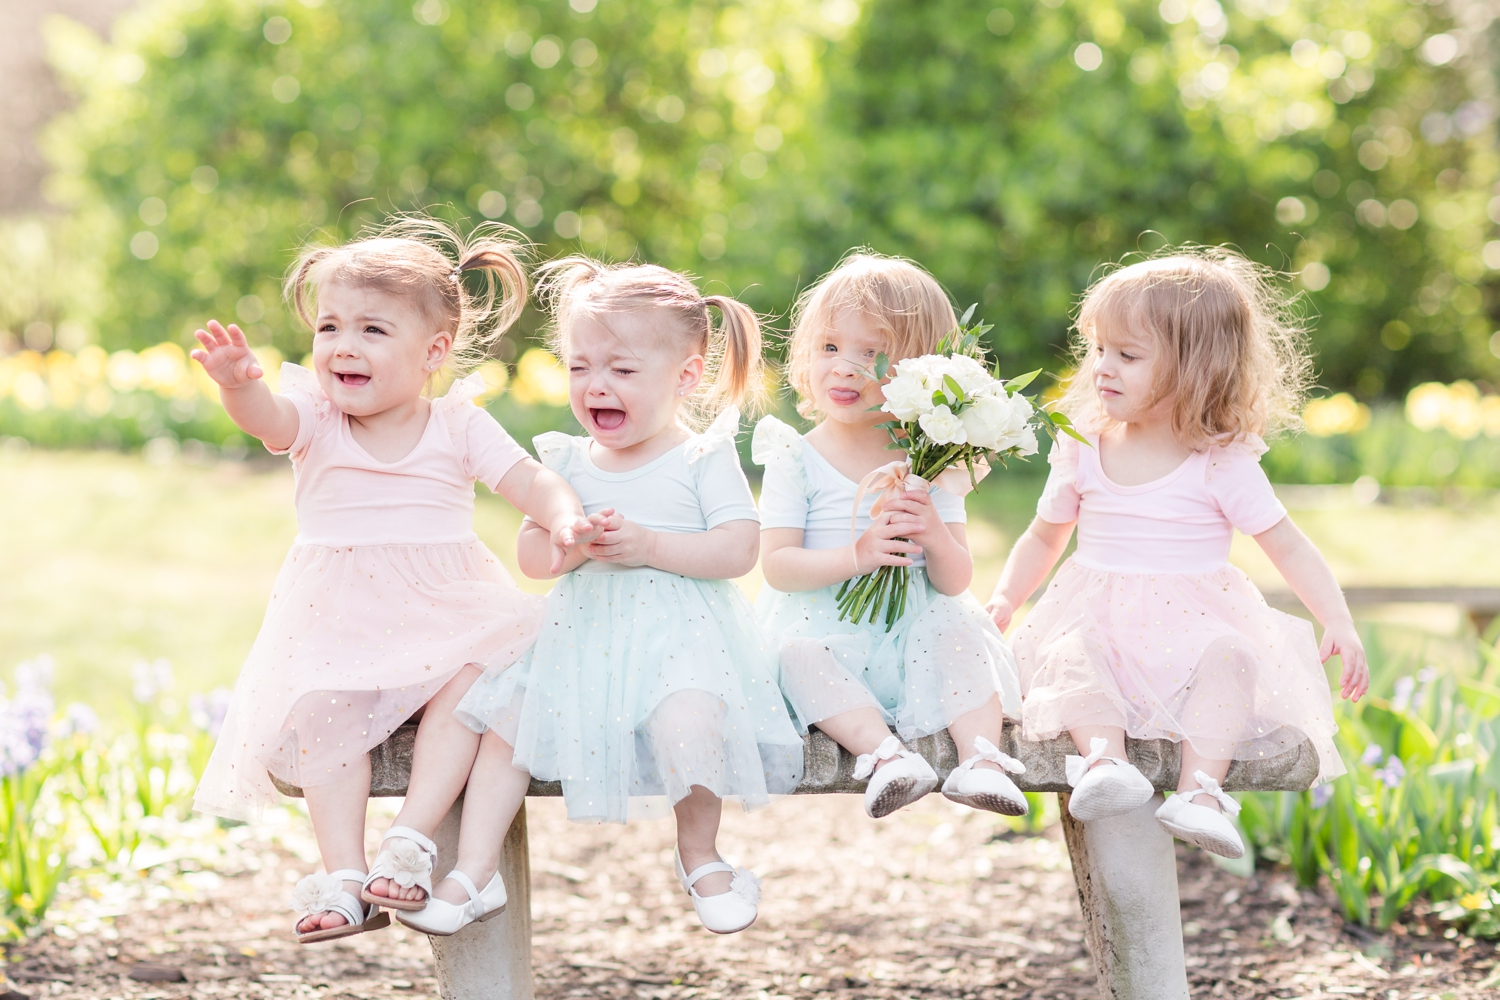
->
{"left": 30, "top": 0, "right": 1500, "bottom": 398}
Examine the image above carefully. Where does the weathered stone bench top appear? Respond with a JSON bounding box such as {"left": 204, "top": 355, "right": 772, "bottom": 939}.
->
{"left": 271, "top": 721, "right": 1318, "bottom": 798}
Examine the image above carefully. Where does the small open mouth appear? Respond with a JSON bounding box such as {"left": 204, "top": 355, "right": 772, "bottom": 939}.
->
{"left": 590, "top": 408, "right": 627, "bottom": 431}
{"left": 827, "top": 388, "right": 863, "bottom": 405}
{"left": 335, "top": 372, "right": 371, "bottom": 386}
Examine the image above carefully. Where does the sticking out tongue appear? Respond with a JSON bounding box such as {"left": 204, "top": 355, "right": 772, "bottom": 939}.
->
{"left": 591, "top": 408, "right": 627, "bottom": 431}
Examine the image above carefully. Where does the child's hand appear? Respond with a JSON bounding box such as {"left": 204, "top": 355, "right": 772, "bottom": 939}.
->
{"left": 1319, "top": 617, "right": 1369, "bottom": 701}
{"left": 545, "top": 512, "right": 606, "bottom": 575}
{"left": 852, "top": 511, "right": 923, "bottom": 574}
{"left": 584, "top": 514, "right": 657, "bottom": 568}
{"left": 986, "top": 593, "right": 1015, "bottom": 632}
{"left": 191, "top": 321, "right": 264, "bottom": 389}
{"left": 879, "top": 488, "right": 945, "bottom": 539}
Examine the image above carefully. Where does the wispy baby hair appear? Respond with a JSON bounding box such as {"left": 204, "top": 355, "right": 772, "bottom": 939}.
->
{"left": 282, "top": 215, "right": 529, "bottom": 379}
{"left": 534, "top": 256, "right": 765, "bottom": 427}
{"left": 1058, "top": 245, "right": 1313, "bottom": 448}
{"left": 786, "top": 250, "right": 958, "bottom": 420}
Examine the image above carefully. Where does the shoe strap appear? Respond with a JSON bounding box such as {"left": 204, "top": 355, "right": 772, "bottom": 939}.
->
{"left": 443, "top": 869, "right": 483, "bottom": 904}
{"left": 682, "top": 861, "right": 736, "bottom": 891}
{"left": 1065, "top": 737, "right": 1134, "bottom": 787}
{"left": 328, "top": 868, "right": 369, "bottom": 883}
{"left": 380, "top": 825, "right": 438, "bottom": 859}
{"left": 956, "top": 736, "right": 1026, "bottom": 776}
{"left": 853, "top": 734, "right": 908, "bottom": 780}
{"left": 1177, "top": 770, "right": 1241, "bottom": 818}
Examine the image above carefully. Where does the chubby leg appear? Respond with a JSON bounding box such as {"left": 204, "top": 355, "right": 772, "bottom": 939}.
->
{"left": 429, "top": 729, "right": 531, "bottom": 906}
{"left": 298, "top": 756, "right": 372, "bottom": 933}
{"left": 1179, "top": 743, "right": 1232, "bottom": 812}
{"left": 811, "top": 705, "right": 904, "bottom": 773}
{"left": 1068, "top": 724, "right": 1128, "bottom": 771}
{"left": 366, "top": 664, "right": 485, "bottom": 905}
{"left": 947, "top": 694, "right": 1006, "bottom": 772}
{"left": 674, "top": 785, "right": 731, "bottom": 896}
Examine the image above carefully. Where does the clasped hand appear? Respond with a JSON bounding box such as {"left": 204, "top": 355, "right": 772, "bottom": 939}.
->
{"left": 852, "top": 488, "right": 937, "bottom": 573}
{"left": 581, "top": 508, "right": 658, "bottom": 567}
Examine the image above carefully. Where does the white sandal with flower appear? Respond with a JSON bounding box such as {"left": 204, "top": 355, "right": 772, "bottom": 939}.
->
{"left": 1156, "top": 770, "right": 1245, "bottom": 859}
{"left": 941, "top": 736, "right": 1029, "bottom": 816}
{"left": 674, "top": 851, "right": 759, "bottom": 934}
{"left": 360, "top": 826, "right": 437, "bottom": 912}
{"left": 854, "top": 734, "right": 939, "bottom": 819}
{"left": 1064, "top": 737, "right": 1156, "bottom": 821}
{"left": 293, "top": 869, "right": 391, "bottom": 944}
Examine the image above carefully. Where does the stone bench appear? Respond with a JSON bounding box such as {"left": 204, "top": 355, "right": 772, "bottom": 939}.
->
{"left": 275, "top": 723, "right": 1318, "bottom": 1000}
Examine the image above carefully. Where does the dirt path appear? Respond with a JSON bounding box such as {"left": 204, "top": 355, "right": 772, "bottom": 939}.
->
{"left": 4, "top": 795, "right": 1495, "bottom": 999}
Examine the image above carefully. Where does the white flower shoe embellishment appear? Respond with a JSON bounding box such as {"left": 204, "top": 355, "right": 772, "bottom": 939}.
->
{"left": 941, "top": 736, "right": 1029, "bottom": 816}
{"left": 361, "top": 826, "right": 437, "bottom": 911}
{"left": 292, "top": 868, "right": 390, "bottom": 944}
{"left": 1156, "top": 770, "right": 1246, "bottom": 859}
{"left": 675, "top": 851, "right": 759, "bottom": 934}
{"left": 854, "top": 734, "right": 939, "bottom": 818}
{"left": 1064, "top": 737, "right": 1156, "bottom": 821}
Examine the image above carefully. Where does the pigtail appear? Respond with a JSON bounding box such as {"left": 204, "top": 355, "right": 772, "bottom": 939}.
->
{"left": 702, "top": 294, "right": 765, "bottom": 416}
{"left": 452, "top": 224, "right": 531, "bottom": 368}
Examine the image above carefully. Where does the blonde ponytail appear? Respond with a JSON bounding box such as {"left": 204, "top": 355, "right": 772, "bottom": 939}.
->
{"left": 702, "top": 294, "right": 765, "bottom": 415}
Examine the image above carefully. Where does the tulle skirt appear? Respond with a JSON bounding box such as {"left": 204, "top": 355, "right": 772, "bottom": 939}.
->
{"left": 455, "top": 567, "right": 805, "bottom": 824}
{"left": 1013, "top": 557, "right": 1344, "bottom": 783}
{"left": 755, "top": 569, "right": 1021, "bottom": 739}
{"left": 194, "top": 540, "right": 544, "bottom": 821}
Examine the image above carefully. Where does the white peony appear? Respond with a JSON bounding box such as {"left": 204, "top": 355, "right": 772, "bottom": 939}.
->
{"left": 943, "top": 355, "right": 995, "bottom": 397}
{"left": 881, "top": 373, "right": 932, "bottom": 421}
{"left": 918, "top": 404, "right": 968, "bottom": 445}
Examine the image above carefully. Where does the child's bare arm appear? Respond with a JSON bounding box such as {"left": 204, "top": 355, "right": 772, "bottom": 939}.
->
{"left": 584, "top": 517, "right": 759, "bottom": 579}
{"left": 191, "top": 321, "right": 299, "bottom": 450}
{"left": 497, "top": 458, "right": 597, "bottom": 577}
{"left": 760, "top": 515, "right": 924, "bottom": 594}
{"left": 985, "top": 516, "right": 1075, "bottom": 630}
{"left": 1253, "top": 516, "right": 1369, "bottom": 701}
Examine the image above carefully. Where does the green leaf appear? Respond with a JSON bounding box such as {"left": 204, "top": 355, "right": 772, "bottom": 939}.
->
{"left": 959, "top": 303, "right": 977, "bottom": 326}
{"left": 943, "top": 374, "right": 965, "bottom": 399}
{"left": 1005, "top": 369, "right": 1041, "bottom": 393}
{"left": 875, "top": 353, "right": 890, "bottom": 380}
{"left": 1048, "top": 409, "right": 1074, "bottom": 425}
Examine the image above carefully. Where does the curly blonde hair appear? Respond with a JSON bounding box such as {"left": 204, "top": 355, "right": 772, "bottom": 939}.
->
{"left": 784, "top": 251, "right": 958, "bottom": 421}
{"left": 283, "top": 216, "right": 529, "bottom": 383}
{"left": 534, "top": 256, "right": 765, "bottom": 429}
{"left": 1057, "top": 246, "right": 1312, "bottom": 448}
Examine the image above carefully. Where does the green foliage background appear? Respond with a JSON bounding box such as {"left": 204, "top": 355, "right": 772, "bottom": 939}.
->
{"left": 17, "top": 0, "right": 1500, "bottom": 398}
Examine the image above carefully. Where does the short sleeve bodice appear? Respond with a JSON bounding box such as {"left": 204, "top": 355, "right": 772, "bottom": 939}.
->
{"left": 751, "top": 415, "right": 966, "bottom": 569}
{"left": 1035, "top": 432, "right": 1287, "bottom": 574}
{"left": 269, "top": 364, "right": 529, "bottom": 546}
{"left": 533, "top": 407, "right": 759, "bottom": 535}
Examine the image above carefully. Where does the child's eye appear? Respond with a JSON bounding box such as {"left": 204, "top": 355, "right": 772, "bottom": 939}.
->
{"left": 1120, "top": 352, "right": 1136, "bottom": 362}
{"left": 822, "top": 343, "right": 838, "bottom": 353}
{"left": 365, "top": 325, "right": 385, "bottom": 336}
{"left": 318, "top": 323, "right": 336, "bottom": 334}
{"left": 612, "top": 367, "right": 635, "bottom": 376}
{"left": 569, "top": 366, "right": 586, "bottom": 374}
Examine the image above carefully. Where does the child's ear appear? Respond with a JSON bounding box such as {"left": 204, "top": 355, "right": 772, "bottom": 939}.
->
{"left": 426, "top": 331, "right": 453, "bottom": 372}
{"left": 678, "top": 354, "right": 705, "bottom": 397}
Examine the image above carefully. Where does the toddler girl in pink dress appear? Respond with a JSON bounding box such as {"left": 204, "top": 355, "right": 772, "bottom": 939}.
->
{"left": 191, "top": 219, "right": 594, "bottom": 943}
{"left": 987, "top": 248, "right": 1369, "bottom": 859}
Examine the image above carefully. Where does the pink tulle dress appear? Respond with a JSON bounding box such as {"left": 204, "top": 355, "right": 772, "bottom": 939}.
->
{"left": 1012, "top": 433, "right": 1344, "bottom": 784}
{"left": 194, "top": 364, "right": 546, "bottom": 821}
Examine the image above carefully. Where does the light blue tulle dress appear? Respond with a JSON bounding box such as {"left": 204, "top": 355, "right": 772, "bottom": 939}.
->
{"left": 455, "top": 409, "right": 805, "bottom": 823}
{"left": 751, "top": 415, "right": 1022, "bottom": 739}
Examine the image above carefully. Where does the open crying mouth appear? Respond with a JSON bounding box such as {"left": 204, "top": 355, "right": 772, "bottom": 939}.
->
{"left": 335, "top": 372, "right": 371, "bottom": 386}
{"left": 590, "top": 408, "right": 627, "bottom": 431}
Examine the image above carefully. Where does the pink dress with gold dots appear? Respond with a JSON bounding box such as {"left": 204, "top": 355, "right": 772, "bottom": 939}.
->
{"left": 1013, "top": 434, "right": 1344, "bottom": 783}
{"left": 193, "top": 365, "right": 546, "bottom": 820}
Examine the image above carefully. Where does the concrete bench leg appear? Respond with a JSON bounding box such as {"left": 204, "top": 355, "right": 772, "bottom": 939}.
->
{"left": 1061, "top": 792, "right": 1189, "bottom": 1000}
{"left": 427, "top": 799, "right": 533, "bottom": 1000}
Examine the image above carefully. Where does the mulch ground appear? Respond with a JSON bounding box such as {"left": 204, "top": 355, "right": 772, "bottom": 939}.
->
{"left": 3, "top": 795, "right": 1495, "bottom": 999}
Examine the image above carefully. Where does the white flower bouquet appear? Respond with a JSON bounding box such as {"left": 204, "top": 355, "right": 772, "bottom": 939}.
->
{"left": 838, "top": 308, "right": 1084, "bottom": 629}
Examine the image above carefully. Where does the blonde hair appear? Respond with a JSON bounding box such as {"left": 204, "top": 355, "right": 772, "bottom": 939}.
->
{"left": 534, "top": 256, "right": 764, "bottom": 427}
{"left": 785, "top": 251, "right": 958, "bottom": 420}
{"left": 1057, "top": 246, "right": 1312, "bottom": 449}
{"left": 283, "top": 216, "right": 529, "bottom": 380}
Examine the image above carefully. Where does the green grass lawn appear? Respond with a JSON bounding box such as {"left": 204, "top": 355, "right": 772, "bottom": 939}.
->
{"left": 3, "top": 448, "right": 1495, "bottom": 713}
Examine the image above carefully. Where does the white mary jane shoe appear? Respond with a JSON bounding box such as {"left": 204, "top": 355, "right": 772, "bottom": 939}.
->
{"left": 854, "top": 734, "right": 938, "bottom": 819}
{"left": 1065, "top": 737, "right": 1156, "bottom": 821}
{"left": 675, "top": 851, "right": 759, "bottom": 934}
{"left": 292, "top": 869, "right": 391, "bottom": 944}
{"left": 395, "top": 869, "right": 507, "bottom": 937}
{"left": 1156, "top": 770, "right": 1246, "bottom": 859}
{"left": 942, "top": 736, "right": 1029, "bottom": 816}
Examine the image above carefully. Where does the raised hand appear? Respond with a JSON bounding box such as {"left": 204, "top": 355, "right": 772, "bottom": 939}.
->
{"left": 191, "top": 320, "right": 264, "bottom": 389}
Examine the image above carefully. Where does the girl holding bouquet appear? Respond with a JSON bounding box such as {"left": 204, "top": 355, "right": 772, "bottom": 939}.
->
{"left": 754, "top": 252, "right": 1027, "bottom": 820}
{"left": 987, "top": 248, "right": 1367, "bottom": 859}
